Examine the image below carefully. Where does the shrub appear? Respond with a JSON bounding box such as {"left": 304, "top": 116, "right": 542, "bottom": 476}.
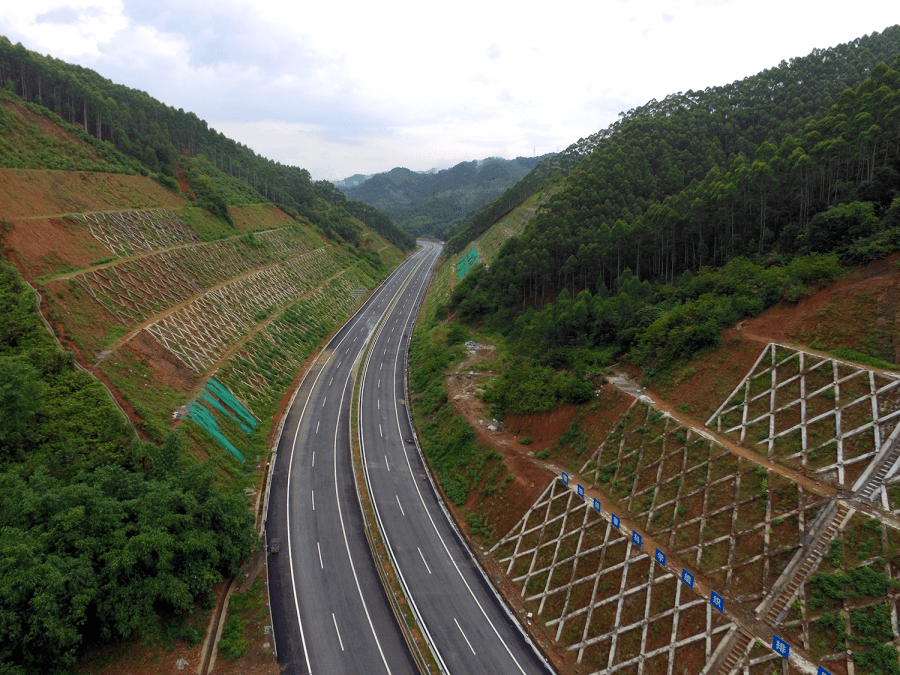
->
{"left": 218, "top": 613, "right": 247, "bottom": 660}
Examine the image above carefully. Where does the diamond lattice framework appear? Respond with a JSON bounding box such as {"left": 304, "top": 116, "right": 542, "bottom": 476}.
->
{"left": 707, "top": 343, "right": 900, "bottom": 489}
{"left": 213, "top": 274, "right": 366, "bottom": 406}
{"left": 776, "top": 511, "right": 900, "bottom": 675}
{"left": 492, "top": 479, "right": 735, "bottom": 674}
{"left": 74, "top": 209, "right": 198, "bottom": 256}
{"left": 577, "top": 400, "right": 826, "bottom": 603}
{"left": 73, "top": 228, "right": 315, "bottom": 325}
{"left": 145, "top": 249, "right": 344, "bottom": 373}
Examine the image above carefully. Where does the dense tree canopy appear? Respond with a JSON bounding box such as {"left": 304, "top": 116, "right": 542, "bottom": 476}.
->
{"left": 0, "top": 260, "right": 257, "bottom": 673}
{"left": 339, "top": 156, "right": 553, "bottom": 240}
{"left": 449, "top": 52, "right": 900, "bottom": 388}
{"left": 447, "top": 26, "right": 900, "bottom": 256}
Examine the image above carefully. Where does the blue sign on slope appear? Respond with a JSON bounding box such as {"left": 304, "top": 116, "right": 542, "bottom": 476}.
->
{"left": 772, "top": 635, "right": 789, "bottom": 658}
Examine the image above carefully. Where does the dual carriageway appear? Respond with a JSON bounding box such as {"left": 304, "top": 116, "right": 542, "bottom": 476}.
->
{"left": 265, "top": 241, "right": 551, "bottom": 674}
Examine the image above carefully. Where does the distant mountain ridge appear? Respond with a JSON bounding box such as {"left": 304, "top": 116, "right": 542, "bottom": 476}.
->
{"left": 338, "top": 154, "right": 555, "bottom": 239}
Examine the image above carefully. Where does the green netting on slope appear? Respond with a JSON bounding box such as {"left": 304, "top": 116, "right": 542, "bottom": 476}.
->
{"left": 188, "top": 402, "right": 245, "bottom": 462}
{"left": 457, "top": 246, "right": 480, "bottom": 280}
{"left": 206, "top": 377, "right": 258, "bottom": 430}
{"left": 200, "top": 392, "right": 254, "bottom": 434}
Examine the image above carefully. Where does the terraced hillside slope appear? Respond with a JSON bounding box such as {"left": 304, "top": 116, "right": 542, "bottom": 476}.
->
{"left": 1, "top": 166, "right": 405, "bottom": 467}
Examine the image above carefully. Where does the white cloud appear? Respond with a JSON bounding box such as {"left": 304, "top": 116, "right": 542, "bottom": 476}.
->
{"left": 0, "top": 0, "right": 898, "bottom": 180}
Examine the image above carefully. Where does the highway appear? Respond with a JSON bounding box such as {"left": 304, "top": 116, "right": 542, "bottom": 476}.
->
{"left": 266, "top": 244, "right": 434, "bottom": 675}
{"left": 359, "top": 242, "right": 553, "bottom": 674}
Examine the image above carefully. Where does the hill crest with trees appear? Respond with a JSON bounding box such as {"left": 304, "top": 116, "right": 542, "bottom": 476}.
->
{"left": 339, "top": 154, "right": 554, "bottom": 240}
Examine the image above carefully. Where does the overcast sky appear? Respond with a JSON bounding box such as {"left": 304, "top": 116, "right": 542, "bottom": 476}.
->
{"left": 1, "top": 1, "right": 897, "bottom": 181}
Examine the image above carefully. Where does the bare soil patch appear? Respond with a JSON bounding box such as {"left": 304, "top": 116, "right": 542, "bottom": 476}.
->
{"left": 646, "top": 329, "right": 766, "bottom": 423}
{"left": 439, "top": 342, "right": 556, "bottom": 540}
{"left": 124, "top": 331, "right": 199, "bottom": 393}
{"left": 742, "top": 254, "right": 900, "bottom": 364}
{"left": 2, "top": 216, "right": 111, "bottom": 280}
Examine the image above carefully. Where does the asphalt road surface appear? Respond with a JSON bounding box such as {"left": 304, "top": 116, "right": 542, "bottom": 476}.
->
{"left": 266, "top": 244, "right": 434, "bottom": 675}
{"left": 359, "top": 242, "right": 553, "bottom": 674}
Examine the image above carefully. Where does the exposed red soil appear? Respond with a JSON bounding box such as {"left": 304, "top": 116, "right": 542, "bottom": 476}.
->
{"left": 481, "top": 550, "right": 585, "bottom": 673}
{"left": 123, "top": 330, "right": 199, "bottom": 393}
{"left": 175, "top": 163, "right": 194, "bottom": 199}
{"left": 0, "top": 168, "right": 186, "bottom": 220}
{"left": 434, "top": 259, "right": 900, "bottom": 672}
{"left": 442, "top": 355, "right": 556, "bottom": 538}
{"left": 439, "top": 347, "right": 580, "bottom": 672}
{"left": 506, "top": 405, "right": 578, "bottom": 454}
{"left": 741, "top": 253, "right": 900, "bottom": 365}
{"left": 2, "top": 216, "right": 111, "bottom": 280}
{"left": 646, "top": 328, "right": 768, "bottom": 423}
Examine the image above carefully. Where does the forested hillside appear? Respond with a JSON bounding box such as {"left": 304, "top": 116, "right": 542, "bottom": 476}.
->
{"left": 445, "top": 30, "right": 900, "bottom": 414}
{"left": 446, "top": 26, "right": 900, "bottom": 256}
{"left": 0, "top": 258, "right": 257, "bottom": 672}
{"left": 0, "top": 36, "right": 414, "bottom": 250}
{"left": 339, "top": 155, "right": 553, "bottom": 239}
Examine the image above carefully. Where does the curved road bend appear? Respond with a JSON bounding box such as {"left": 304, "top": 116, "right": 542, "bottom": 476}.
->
{"left": 360, "top": 242, "right": 553, "bottom": 674}
{"left": 267, "top": 245, "right": 434, "bottom": 675}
